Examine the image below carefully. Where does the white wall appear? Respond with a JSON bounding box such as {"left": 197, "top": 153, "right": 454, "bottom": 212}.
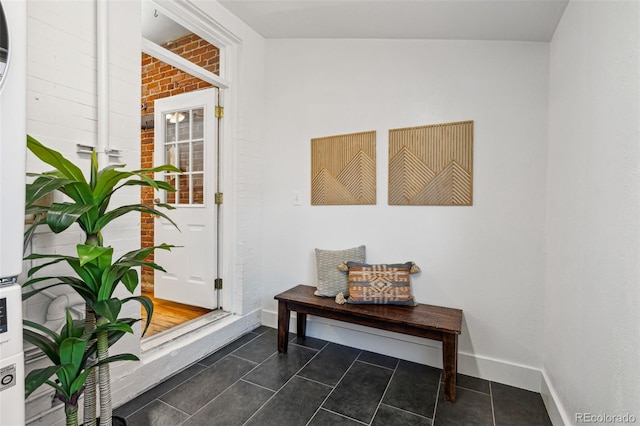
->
{"left": 544, "top": 1, "right": 640, "bottom": 424}
{"left": 261, "top": 39, "right": 550, "bottom": 389}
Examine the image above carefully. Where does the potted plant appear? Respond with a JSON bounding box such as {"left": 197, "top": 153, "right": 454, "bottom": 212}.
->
{"left": 24, "top": 311, "right": 137, "bottom": 426}
{"left": 23, "top": 136, "right": 179, "bottom": 426}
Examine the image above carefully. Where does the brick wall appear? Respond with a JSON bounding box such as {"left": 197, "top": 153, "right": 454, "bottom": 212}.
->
{"left": 141, "top": 34, "right": 219, "bottom": 286}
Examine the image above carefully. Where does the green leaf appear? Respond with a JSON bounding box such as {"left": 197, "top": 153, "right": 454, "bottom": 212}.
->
{"left": 122, "top": 179, "right": 176, "bottom": 192}
{"left": 24, "top": 319, "right": 63, "bottom": 345}
{"left": 25, "top": 366, "right": 63, "bottom": 398}
{"left": 46, "top": 202, "right": 93, "bottom": 234}
{"left": 118, "top": 243, "right": 174, "bottom": 263}
{"left": 25, "top": 175, "right": 72, "bottom": 208}
{"left": 122, "top": 269, "right": 139, "bottom": 293}
{"left": 90, "top": 151, "right": 98, "bottom": 190}
{"left": 25, "top": 256, "right": 69, "bottom": 276}
{"left": 77, "top": 244, "right": 113, "bottom": 267}
{"left": 70, "top": 368, "right": 93, "bottom": 397}
{"left": 27, "top": 136, "right": 86, "bottom": 183}
{"left": 92, "top": 168, "right": 133, "bottom": 205}
{"left": 132, "top": 164, "right": 182, "bottom": 174}
{"left": 21, "top": 278, "right": 93, "bottom": 302}
{"left": 95, "top": 353, "right": 139, "bottom": 366}
{"left": 93, "top": 299, "right": 122, "bottom": 323}
{"left": 92, "top": 322, "right": 134, "bottom": 335}
{"left": 96, "top": 204, "right": 179, "bottom": 231}
{"left": 124, "top": 296, "right": 154, "bottom": 336}
{"left": 60, "top": 310, "right": 85, "bottom": 340}
{"left": 59, "top": 338, "right": 88, "bottom": 379}
{"left": 23, "top": 328, "right": 60, "bottom": 362}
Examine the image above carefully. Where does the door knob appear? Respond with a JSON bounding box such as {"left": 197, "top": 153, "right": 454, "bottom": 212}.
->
{"left": 154, "top": 198, "right": 161, "bottom": 204}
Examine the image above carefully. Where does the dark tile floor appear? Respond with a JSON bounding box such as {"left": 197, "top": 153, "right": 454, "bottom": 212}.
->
{"left": 115, "top": 326, "right": 552, "bottom": 426}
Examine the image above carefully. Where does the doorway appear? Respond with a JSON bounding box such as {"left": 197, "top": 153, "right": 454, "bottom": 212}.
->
{"left": 140, "top": 16, "right": 228, "bottom": 337}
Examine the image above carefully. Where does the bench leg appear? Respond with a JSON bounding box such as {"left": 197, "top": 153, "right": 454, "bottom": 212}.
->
{"left": 296, "top": 313, "right": 307, "bottom": 338}
{"left": 442, "top": 333, "right": 458, "bottom": 402}
{"left": 277, "top": 301, "right": 290, "bottom": 353}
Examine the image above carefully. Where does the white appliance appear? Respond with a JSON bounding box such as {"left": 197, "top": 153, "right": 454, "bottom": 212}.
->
{"left": 0, "top": 1, "right": 27, "bottom": 425}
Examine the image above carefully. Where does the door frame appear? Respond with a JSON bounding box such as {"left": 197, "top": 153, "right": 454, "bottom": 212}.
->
{"left": 142, "top": 1, "right": 241, "bottom": 317}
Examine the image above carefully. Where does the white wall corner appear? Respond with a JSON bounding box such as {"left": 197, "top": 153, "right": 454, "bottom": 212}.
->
{"left": 541, "top": 369, "right": 570, "bottom": 426}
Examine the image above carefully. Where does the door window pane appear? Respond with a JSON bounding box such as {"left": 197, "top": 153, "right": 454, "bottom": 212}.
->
{"left": 178, "top": 142, "right": 190, "bottom": 172}
{"left": 177, "top": 110, "right": 190, "bottom": 141}
{"left": 192, "top": 140, "right": 203, "bottom": 172}
{"left": 193, "top": 108, "right": 204, "bottom": 139}
{"left": 162, "top": 105, "right": 208, "bottom": 206}
{"left": 192, "top": 173, "right": 204, "bottom": 204}
{"left": 178, "top": 174, "right": 190, "bottom": 204}
{"left": 165, "top": 175, "right": 176, "bottom": 204}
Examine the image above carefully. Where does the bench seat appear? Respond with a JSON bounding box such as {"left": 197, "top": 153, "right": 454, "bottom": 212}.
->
{"left": 274, "top": 284, "right": 463, "bottom": 402}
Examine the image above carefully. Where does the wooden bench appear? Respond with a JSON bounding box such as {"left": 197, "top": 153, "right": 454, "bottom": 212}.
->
{"left": 275, "top": 285, "right": 463, "bottom": 402}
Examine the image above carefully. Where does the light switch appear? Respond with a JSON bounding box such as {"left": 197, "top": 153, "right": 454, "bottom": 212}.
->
{"left": 292, "top": 191, "right": 302, "bottom": 206}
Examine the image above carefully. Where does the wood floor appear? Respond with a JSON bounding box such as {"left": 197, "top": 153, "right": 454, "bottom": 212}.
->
{"left": 141, "top": 289, "right": 213, "bottom": 337}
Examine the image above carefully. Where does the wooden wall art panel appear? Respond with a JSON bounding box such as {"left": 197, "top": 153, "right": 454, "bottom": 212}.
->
{"left": 389, "top": 120, "right": 473, "bottom": 206}
{"left": 311, "top": 131, "right": 376, "bottom": 205}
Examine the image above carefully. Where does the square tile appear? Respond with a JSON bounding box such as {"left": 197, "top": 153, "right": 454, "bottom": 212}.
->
{"left": 433, "top": 386, "right": 493, "bottom": 426}
{"left": 323, "top": 360, "right": 393, "bottom": 424}
{"left": 372, "top": 404, "right": 432, "bottom": 426}
{"left": 122, "top": 399, "right": 189, "bottom": 426}
{"left": 182, "top": 380, "right": 274, "bottom": 426}
{"left": 298, "top": 343, "right": 361, "bottom": 386}
{"left": 245, "top": 376, "right": 332, "bottom": 426}
{"left": 244, "top": 344, "right": 319, "bottom": 390}
{"left": 492, "top": 382, "right": 552, "bottom": 426}
{"left": 233, "top": 328, "right": 279, "bottom": 363}
{"left": 383, "top": 360, "right": 441, "bottom": 418}
{"left": 160, "top": 355, "right": 257, "bottom": 414}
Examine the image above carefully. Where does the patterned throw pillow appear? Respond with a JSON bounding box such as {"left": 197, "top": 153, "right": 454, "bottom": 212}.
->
{"left": 314, "top": 245, "right": 366, "bottom": 297}
{"left": 345, "top": 261, "right": 418, "bottom": 305}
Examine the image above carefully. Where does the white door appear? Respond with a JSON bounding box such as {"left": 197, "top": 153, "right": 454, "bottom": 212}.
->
{"left": 154, "top": 88, "right": 218, "bottom": 309}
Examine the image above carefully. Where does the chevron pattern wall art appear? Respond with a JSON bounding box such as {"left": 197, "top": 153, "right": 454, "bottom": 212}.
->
{"left": 389, "top": 120, "right": 473, "bottom": 206}
{"left": 311, "top": 131, "right": 376, "bottom": 205}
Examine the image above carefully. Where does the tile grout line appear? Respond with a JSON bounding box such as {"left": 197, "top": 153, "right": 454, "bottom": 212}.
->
{"left": 175, "top": 351, "right": 264, "bottom": 423}
{"left": 319, "top": 407, "right": 369, "bottom": 425}
{"left": 186, "top": 333, "right": 278, "bottom": 426}
{"left": 378, "top": 402, "right": 433, "bottom": 422}
{"left": 367, "top": 359, "right": 399, "bottom": 425}
{"left": 490, "top": 381, "right": 497, "bottom": 426}
{"left": 304, "top": 350, "right": 364, "bottom": 426}
{"left": 431, "top": 371, "right": 442, "bottom": 425}
{"left": 240, "top": 338, "right": 327, "bottom": 426}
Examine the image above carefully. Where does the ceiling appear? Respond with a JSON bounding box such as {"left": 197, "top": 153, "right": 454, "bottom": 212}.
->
{"left": 218, "top": 0, "right": 569, "bottom": 42}
{"left": 142, "top": 1, "right": 191, "bottom": 45}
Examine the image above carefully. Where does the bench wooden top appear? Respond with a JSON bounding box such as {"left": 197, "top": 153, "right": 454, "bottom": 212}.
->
{"left": 275, "top": 285, "right": 462, "bottom": 335}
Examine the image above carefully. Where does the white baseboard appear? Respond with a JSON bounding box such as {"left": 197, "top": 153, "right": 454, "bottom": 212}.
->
{"left": 262, "top": 308, "right": 542, "bottom": 392}
{"left": 541, "top": 369, "right": 571, "bottom": 426}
